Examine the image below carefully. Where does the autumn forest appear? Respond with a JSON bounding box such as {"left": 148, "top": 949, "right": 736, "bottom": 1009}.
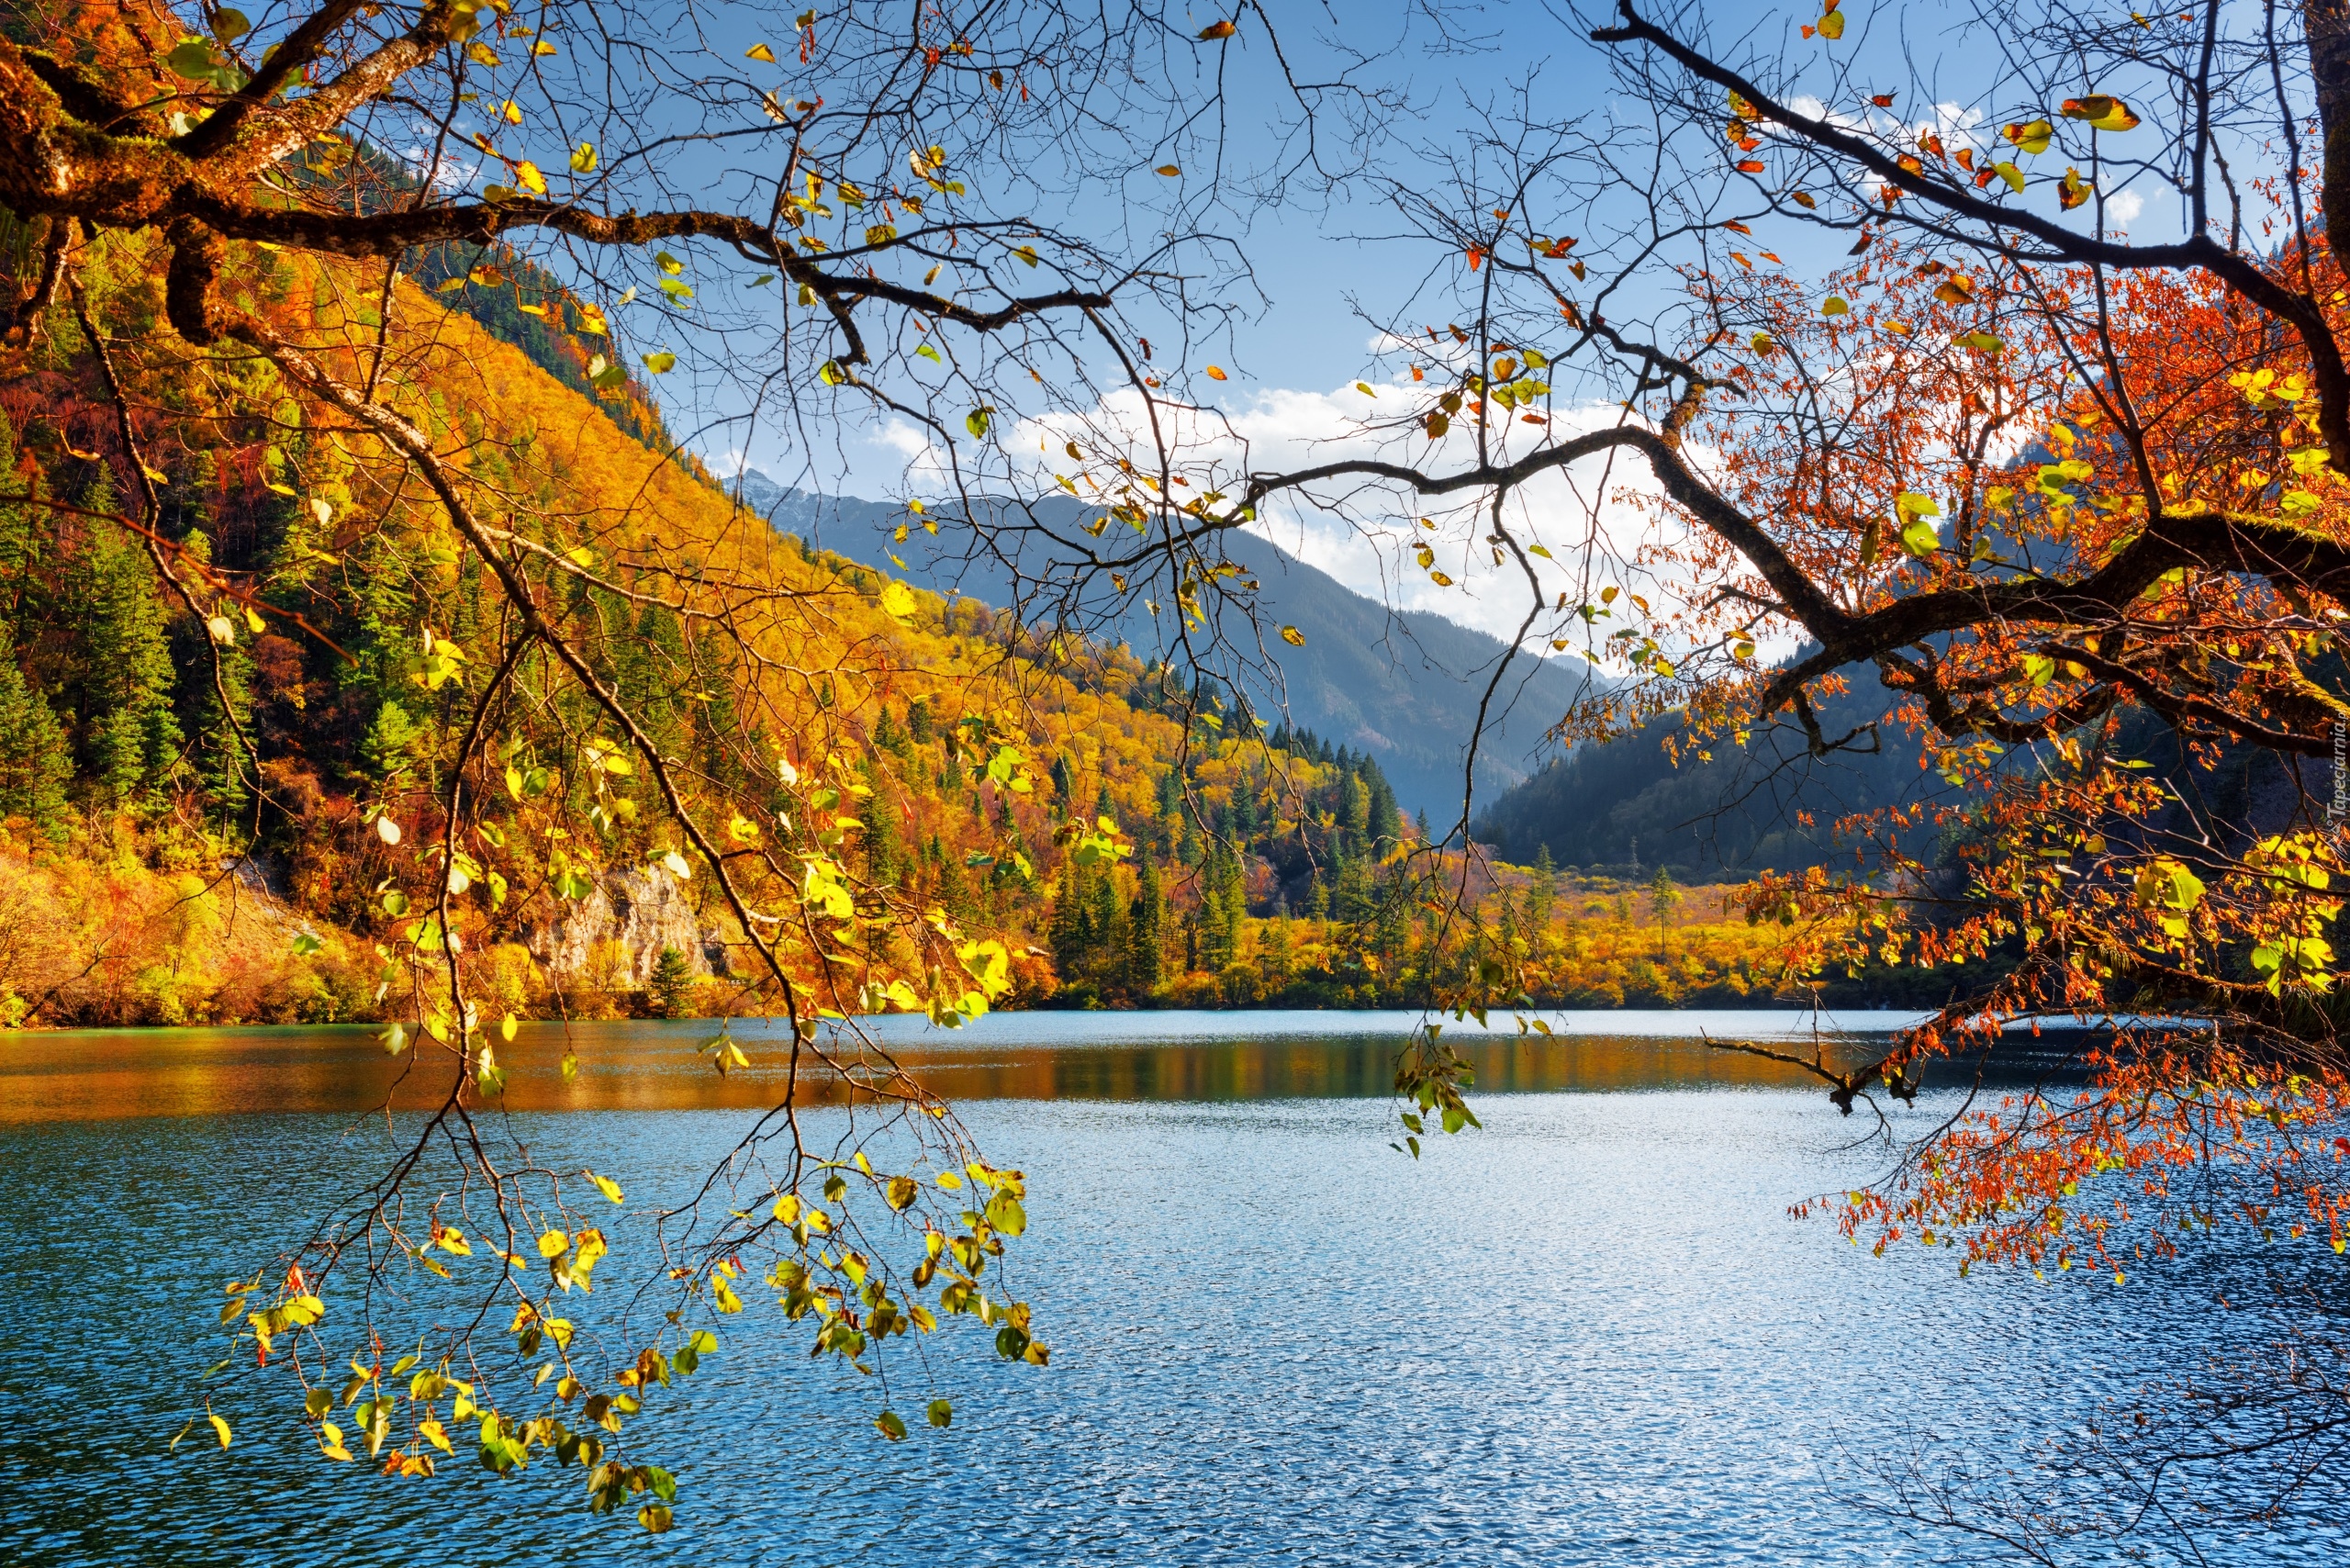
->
{"left": 1, "top": 0, "right": 2346, "bottom": 1559}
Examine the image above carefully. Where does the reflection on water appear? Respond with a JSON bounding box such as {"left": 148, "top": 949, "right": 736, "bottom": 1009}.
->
{"left": 0, "top": 1094, "right": 2335, "bottom": 1566}
{"left": 0, "top": 1012, "right": 2329, "bottom": 1566}
{"left": 0, "top": 1009, "right": 1950, "bottom": 1121}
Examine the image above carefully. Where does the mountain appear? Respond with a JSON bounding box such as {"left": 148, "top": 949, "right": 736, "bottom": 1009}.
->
{"left": 1470, "top": 666, "right": 1936, "bottom": 878}
{"left": 732, "top": 474, "right": 1603, "bottom": 819}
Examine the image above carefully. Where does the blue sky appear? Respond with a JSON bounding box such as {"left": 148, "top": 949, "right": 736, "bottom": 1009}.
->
{"left": 416, "top": 1, "right": 2213, "bottom": 644}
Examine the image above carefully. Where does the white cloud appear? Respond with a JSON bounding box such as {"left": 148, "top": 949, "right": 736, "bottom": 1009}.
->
{"left": 1008, "top": 377, "right": 1710, "bottom": 654}
{"left": 2105, "top": 189, "right": 2144, "bottom": 229}
{"left": 878, "top": 419, "right": 931, "bottom": 459}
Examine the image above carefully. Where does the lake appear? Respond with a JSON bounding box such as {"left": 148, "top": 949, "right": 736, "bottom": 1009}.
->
{"left": 0, "top": 1010, "right": 2335, "bottom": 1565}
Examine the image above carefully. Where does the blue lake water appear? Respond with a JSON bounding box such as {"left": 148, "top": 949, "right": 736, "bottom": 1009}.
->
{"left": 0, "top": 1011, "right": 2335, "bottom": 1565}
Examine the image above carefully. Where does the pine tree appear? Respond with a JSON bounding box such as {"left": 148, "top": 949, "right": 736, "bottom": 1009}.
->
{"left": 1649, "top": 866, "right": 1679, "bottom": 958}
{"left": 1333, "top": 852, "right": 1374, "bottom": 922}
{"left": 1126, "top": 855, "right": 1166, "bottom": 994}
{"left": 0, "top": 411, "right": 46, "bottom": 640}
{"left": 0, "top": 625, "right": 70, "bottom": 837}
{"left": 60, "top": 477, "right": 182, "bottom": 809}
{"left": 1048, "top": 860, "right": 1096, "bottom": 980}
{"left": 649, "top": 945, "right": 697, "bottom": 1017}
{"left": 1367, "top": 768, "right": 1402, "bottom": 845}
{"left": 1529, "top": 844, "right": 1558, "bottom": 927}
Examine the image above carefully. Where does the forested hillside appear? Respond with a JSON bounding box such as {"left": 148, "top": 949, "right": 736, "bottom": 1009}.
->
{"left": 0, "top": 222, "right": 1580, "bottom": 1024}
{"left": 737, "top": 477, "right": 1599, "bottom": 817}
{"left": 1471, "top": 666, "right": 1931, "bottom": 878}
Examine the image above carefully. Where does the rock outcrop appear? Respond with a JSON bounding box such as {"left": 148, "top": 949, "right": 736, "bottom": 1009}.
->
{"left": 520, "top": 868, "right": 729, "bottom": 985}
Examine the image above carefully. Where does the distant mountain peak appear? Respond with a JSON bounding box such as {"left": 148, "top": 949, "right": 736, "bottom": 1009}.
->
{"left": 730, "top": 473, "right": 1605, "bottom": 815}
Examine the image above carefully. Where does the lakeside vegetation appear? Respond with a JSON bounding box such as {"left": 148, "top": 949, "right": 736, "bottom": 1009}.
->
{"left": 6, "top": 0, "right": 2347, "bottom": 1550}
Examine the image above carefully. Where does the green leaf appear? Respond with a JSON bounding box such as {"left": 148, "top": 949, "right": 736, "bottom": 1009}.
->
{"left": 927, "top": 1398, "right": 953, "bottom": 1428}
{"left": 984, "top": 1191, "right": 1027, "bottom": 1237}
{"left": 641, "top": 352, "right": 677, "bottom": 374}
{"left": 916, "top": 343, "right": 943, "bottom": 363}
{"left": 965, "top": 407, "right": 994, "bottom": 439}
{"left": 165, "top": 39, "right": 216, "bottom": 78}
{"left": 1899, "top": 516, "right": 1941, "bottom": 558}
{"left": 876, "top": 1409, "right": 909, "bottom": 1439}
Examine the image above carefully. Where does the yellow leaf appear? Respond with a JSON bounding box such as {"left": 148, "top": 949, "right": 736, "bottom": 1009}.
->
{"left": 207, "top": 1414, "right": 231, "bottom": 1448}
{"left": 746, "top": 41, "right": 778, "bottom": 62}
{"left": 2003, "top": 118, "right": 2053, "bottom": 156}
{"left": 1199, "top": 19, "right": 1237, "bottom": 39}
{"left": 1204, "top": 364, "right": 1227, "bottom": 380}
{"left": 2061, "top": 95, "right": 2140, "bottom": 132}
{"left": 586, "top": 1170, "right": 624, "bottom": 1204}
{"left": 515, "top": 161, "right": 545, "bottom": 196}
{"left": 879, "top": 581, "right": 919, "bottom": 618}
{"left": 537, "top": 1229, "right": 570, "bottom": 1260}
{"left": 1279, "top": 625, "right": 1304, "bottom": 646}
{"left": 1155, "top": 164, "right": 1181, "bottom": 176}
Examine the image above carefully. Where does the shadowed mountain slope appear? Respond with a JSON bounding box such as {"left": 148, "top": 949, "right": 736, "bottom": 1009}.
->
{"left": 734, "top": 476, "right": 1601, "bottom": 817}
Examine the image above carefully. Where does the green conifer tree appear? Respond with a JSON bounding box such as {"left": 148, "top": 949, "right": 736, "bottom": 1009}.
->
{"left": 60, "top": 476, "right": 182, "bottom": 809}
{"left": 0, "top": 625, "right": 70, "bottom": 837}
{"left": 649, "top": 946, "right": 697, "bottom": 1018}
{"left": 1650, "top": 866, "right": 1679, "bottom": 958}
{"left": 1126, "top": 855, "right": 1166, "bottom": 995}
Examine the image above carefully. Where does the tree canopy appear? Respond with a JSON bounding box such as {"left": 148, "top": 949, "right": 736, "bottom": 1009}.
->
{"left": 3, "top": 0, "right": 2347, "bottom": 1542}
